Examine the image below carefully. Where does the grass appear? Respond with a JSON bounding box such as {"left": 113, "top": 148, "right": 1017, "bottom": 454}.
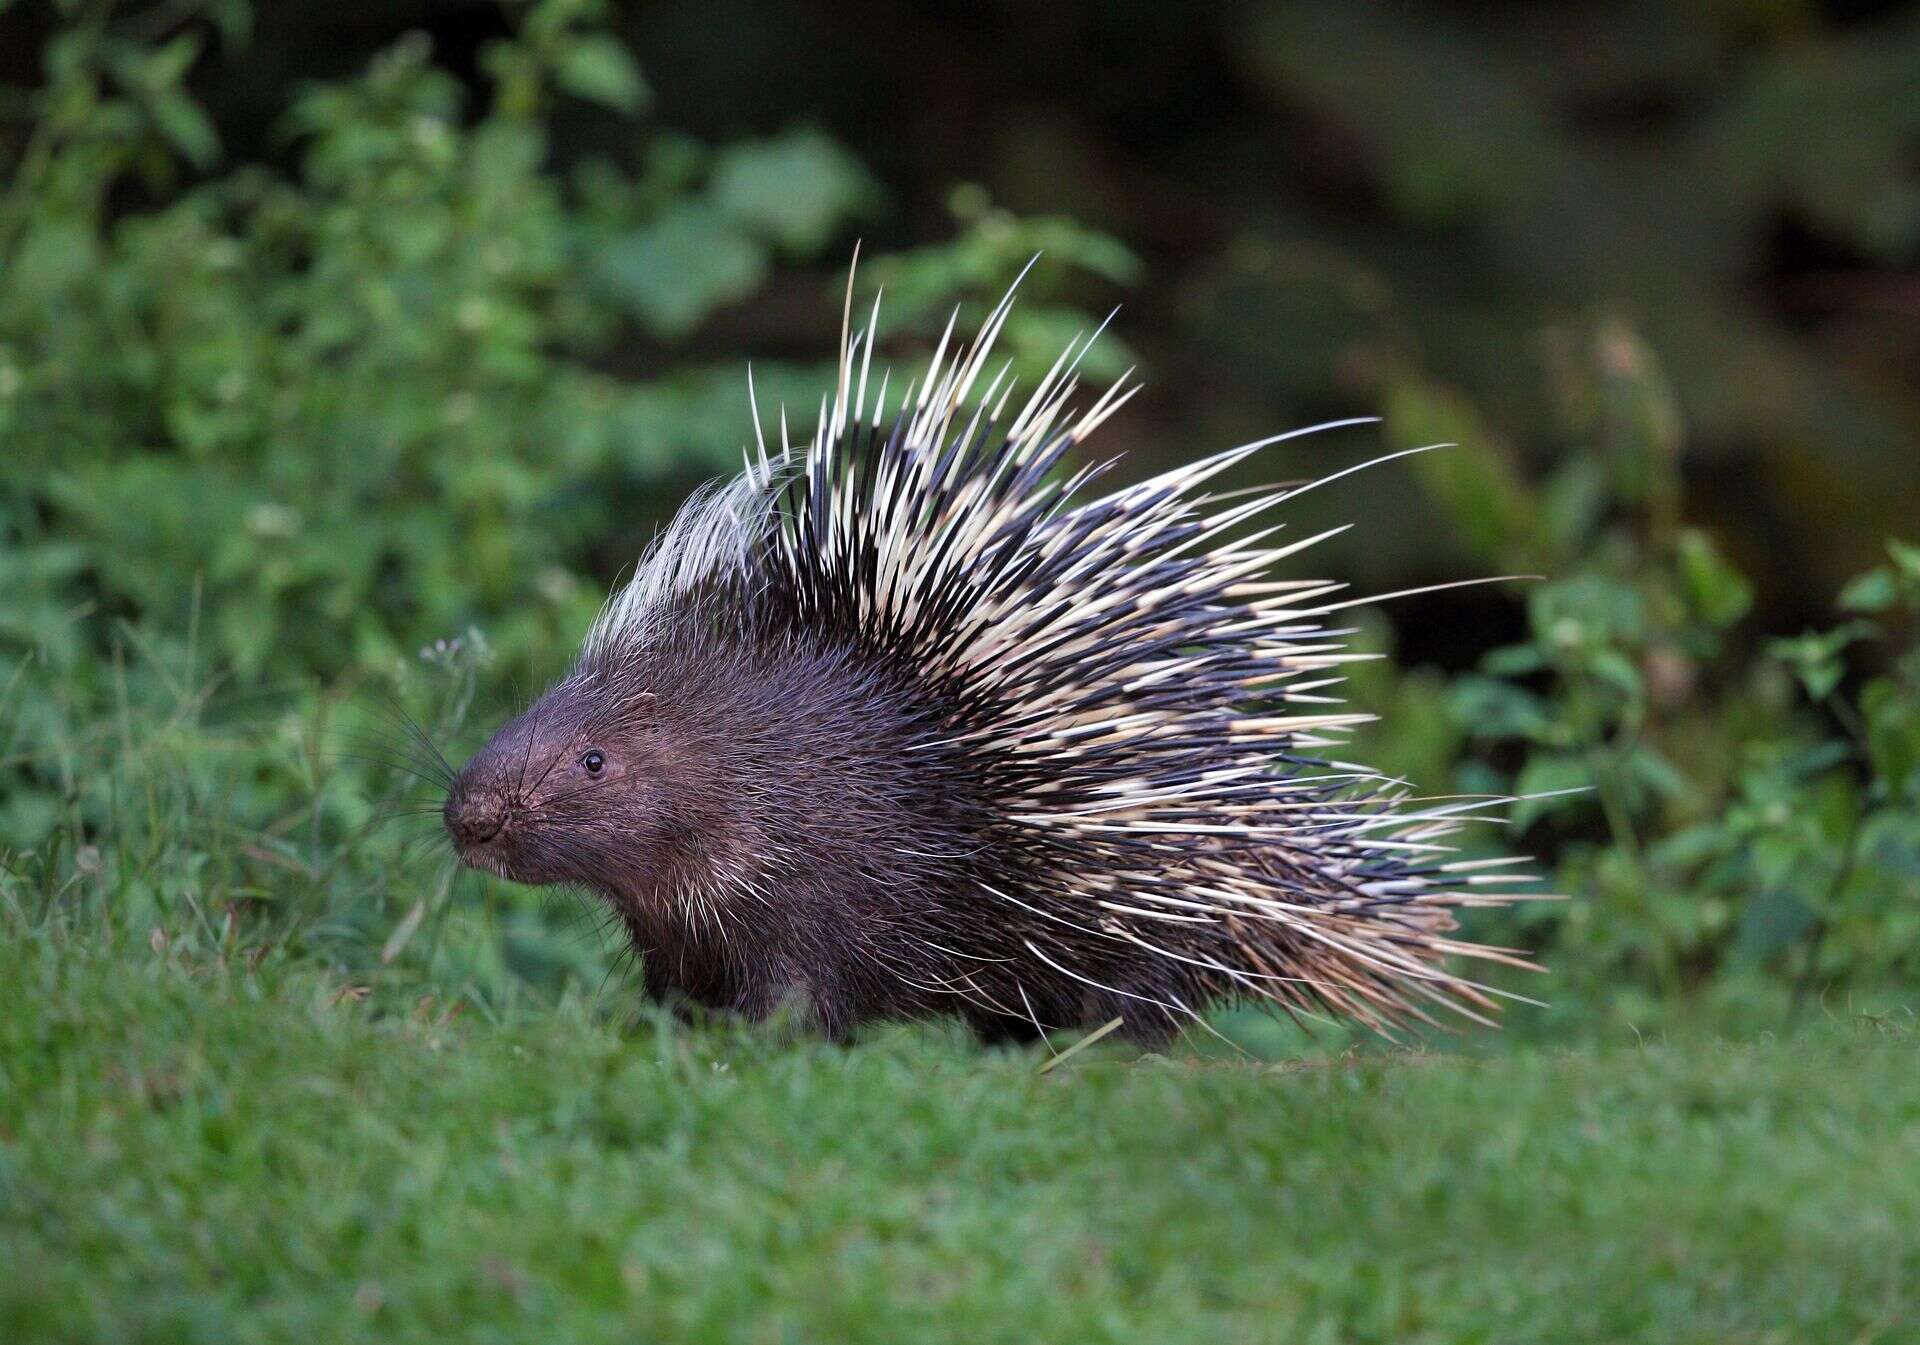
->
{"left": 3, "top": 925, "right": 1916, "bottom": 1344}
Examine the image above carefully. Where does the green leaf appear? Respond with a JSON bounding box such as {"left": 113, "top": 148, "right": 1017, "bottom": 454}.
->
{"left": 554, "top": 35, "right": 650, "bottom": 114}
{"left": 8, "top": 219, "right": 98, "bottom": 300}
{"left": 1862, "top": 679, "right": 1920, "bottom": 798}
{"left": 1781, "top": 739, "right": 1857, "bottom": 782}
{"left": 594, "top": 203, "right": 767, "bottom": 337}
{"left": 143, "top": 32, "right": 205, "bottom": 90}
{"left": 1676, "top": 529, "right": 1753, "bottom": 629}
{"left": 1889, "top": 539, "right": 1920, "bottom": 582}
{"left": 1479, "top": 642, "right": 1545, "bottom": 677}
{"left": 710, "top": 130, "right": 880, "bottom": 256}
{"left": 1624, "top": 745, "right": 1692, "bottom": 803}
{"left": 1734, "top": 888, "right": 1817, "bottom": 962}
{"left": 1650, "top": 822, "right": 1733, "bottom": 870}
{"left": 1588, "top": 649, "right": 1644, "bottom": 703}
{"left": 1530, "top": 574, "right": 1646, "bottom": 650}
{"left": 1863, "top": 539, "right": 1920, "bottom": 615}
{"left": 1512, "top": 753, "right": 1591, "bottom": 829}
{"left": 1538, "top": 457, "right": 1606, "bottom": 555}
{"left": 148, "top": 89, "right": 220, "bottom": 168}
{"left": 1448, "top": 675, "right": 1550, "bottom": 742}
{"left": 1838, "top": 567, "right": 1896, "bottom": 613}
{"left": 1769, "top": 623, "right": 1875, "bottom": 703}
{"left": 1382, "top": 377, "right": 1544, "bottom": 570}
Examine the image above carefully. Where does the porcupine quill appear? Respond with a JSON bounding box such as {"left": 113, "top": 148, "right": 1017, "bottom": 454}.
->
{"left": 442, "top": 259, "right": 1551, "bottom": 1045}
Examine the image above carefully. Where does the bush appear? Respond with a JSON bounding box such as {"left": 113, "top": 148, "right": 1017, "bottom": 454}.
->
{"left": 2, "top": 0, "right": 1912, "bottom": 1029}
{"left": 1358, "top": 324, "right": 1920, "bottom": 1017}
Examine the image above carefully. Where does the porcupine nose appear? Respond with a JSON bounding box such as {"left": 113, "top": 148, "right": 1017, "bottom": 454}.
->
{"left": 444, "top": 786, "right": 506, "bottom": 847}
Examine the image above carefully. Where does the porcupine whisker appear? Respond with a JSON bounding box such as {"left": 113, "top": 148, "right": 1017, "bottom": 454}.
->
{"left": 335, "top": 705, "right": 453, "bottom": 771}
{"left": 330, "top": 752, "right": 460, "bottom": 798}
{"left": 368, "top": 803, "right": 455, "bottom": 826}
{"left": 514, "top": 690, "right": 541, "bottom": 799}
{"left": 517, "top": 682, "right": 567, "bottom": 800}
{"left": 360, "top": 687, "right": 459, "bottom": 788}
{"left": 339, "top": 717, "right": 451, "bottom": 771}
{"left": 338, "top": 694, "right": 451, "bottom": 767}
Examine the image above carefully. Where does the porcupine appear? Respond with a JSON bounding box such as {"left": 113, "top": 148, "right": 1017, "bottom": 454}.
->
{"left": 441, "top": 267, "right": 1542, "bottom": 1044}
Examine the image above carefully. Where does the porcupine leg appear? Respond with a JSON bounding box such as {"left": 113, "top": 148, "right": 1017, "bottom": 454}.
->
{"left": 1115, "top": 995, "right": 1184, "bottom": 1047}
{"left": 961, "top": 1008, "right": 1046, "bottom": 1045}
{"left": 633, "top": 946, "right": 718, "bottom": 1030}
{"left": 632, "top": 954, "right": 832, "bottom": 1037}
{"left": 729, "top": 974, "right": 819, "bottom": 1036}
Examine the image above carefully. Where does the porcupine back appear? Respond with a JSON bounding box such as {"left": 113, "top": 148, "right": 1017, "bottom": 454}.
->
{"left": 565, "top": 273, "right": 1543, "bottom": 1044}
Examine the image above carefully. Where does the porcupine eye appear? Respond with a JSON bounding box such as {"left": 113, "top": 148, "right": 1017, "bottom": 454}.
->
{"left": 579, "top": 749, "right": 605, "bottom": 776}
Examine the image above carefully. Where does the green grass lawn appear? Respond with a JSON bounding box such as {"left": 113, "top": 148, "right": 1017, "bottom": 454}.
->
{"left": 3, "top": 929, "right": 1916, "bottom": 1345}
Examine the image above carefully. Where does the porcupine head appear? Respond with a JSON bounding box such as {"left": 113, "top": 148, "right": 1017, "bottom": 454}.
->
{"left": 443, "top": 266, "right": 1543, "bottom": 1044}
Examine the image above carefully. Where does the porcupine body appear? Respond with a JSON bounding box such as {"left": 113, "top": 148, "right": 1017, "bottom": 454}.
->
{"left": 442, "top": 273, "right": 1540, "bottom": 1043}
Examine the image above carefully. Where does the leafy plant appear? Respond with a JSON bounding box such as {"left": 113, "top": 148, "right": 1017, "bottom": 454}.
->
{"left": 1359, "top": 318, "right": 1919, "bottom": 1017}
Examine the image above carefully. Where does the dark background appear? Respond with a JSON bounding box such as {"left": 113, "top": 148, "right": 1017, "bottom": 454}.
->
{"left": 8, "top": 1, "right": 1916, "bottom": 654}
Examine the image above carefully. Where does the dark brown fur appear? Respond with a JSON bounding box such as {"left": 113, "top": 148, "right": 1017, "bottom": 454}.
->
{"left": 446, "top": 602, "right": 1189, "bottom": 1042}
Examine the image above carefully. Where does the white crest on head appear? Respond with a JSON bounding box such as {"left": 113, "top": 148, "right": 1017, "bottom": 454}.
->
{"left": 581, "top": 462, "right": 779, "bottom": 662}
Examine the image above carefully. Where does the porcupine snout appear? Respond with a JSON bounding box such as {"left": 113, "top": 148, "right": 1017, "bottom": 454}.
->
{"left": 443, "top": 782, "right": 507, "bottom": 848}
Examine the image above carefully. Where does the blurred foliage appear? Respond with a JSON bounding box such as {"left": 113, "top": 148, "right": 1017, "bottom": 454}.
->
{"left": 0, "top": 0, "right": 1127, "bottom": 692}
{"left": 0, "top": 0, "right": 1135, "bottom": 991}
{"left": 0, "top": 0, "right": 1915, "bottom": 1030}
{"left": 1352, "top": 316, "right": 1919, "bottom": 1017}
{"left": 1211, "top": 4, "right": 1920, "bottom": 591}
